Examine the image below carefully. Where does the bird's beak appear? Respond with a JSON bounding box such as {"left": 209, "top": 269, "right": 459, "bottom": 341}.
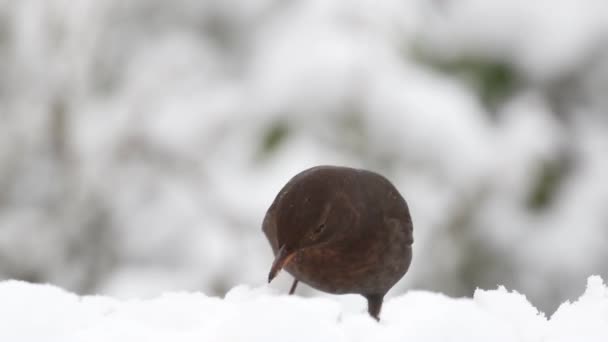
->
{"left": 268, "top": 245, "right": 296, "bottom": 283}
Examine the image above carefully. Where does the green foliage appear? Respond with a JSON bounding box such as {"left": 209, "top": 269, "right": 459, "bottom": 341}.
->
{"left": 527, "top": 158, "right": 568, "bottom": 211}
{"left": 258, "top": 120, "right": 289, "bottom": 158}
{"left": 414, "top": 48, "right": 520, "bottom": 112}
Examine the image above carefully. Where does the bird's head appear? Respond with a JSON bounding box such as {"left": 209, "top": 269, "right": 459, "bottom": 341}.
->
{"left": 267, "top": 169, "right": 359, "bottom": 282}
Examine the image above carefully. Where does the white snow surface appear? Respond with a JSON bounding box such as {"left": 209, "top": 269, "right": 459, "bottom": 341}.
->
{"left": 1, "top": 276, "right": 607, "bottom": 342}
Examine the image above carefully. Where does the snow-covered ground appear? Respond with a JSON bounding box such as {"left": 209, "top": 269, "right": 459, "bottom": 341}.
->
{"left": 1, "top": 276, "right": 607, "bottom": 342}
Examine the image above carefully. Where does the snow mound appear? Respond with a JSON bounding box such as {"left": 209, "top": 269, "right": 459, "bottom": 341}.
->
{"left": 0, "top": 276, "right": 606, "bottom": 342}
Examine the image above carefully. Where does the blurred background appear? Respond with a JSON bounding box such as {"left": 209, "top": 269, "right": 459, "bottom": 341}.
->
{"left": 1, "top": 0, "right": 607, "bottom": 314}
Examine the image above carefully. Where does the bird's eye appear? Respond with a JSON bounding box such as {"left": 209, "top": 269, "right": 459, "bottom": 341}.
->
{"left": 312, "top": 223, "right": 325, "bottom": 236}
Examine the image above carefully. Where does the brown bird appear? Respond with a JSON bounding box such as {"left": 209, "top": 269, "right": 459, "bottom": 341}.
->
{"left": 263, "top": 165, "right": 413, "bottom": 320}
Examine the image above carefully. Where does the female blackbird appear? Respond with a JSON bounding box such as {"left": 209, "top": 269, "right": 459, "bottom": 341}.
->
{"left": 263, "top": 165, "right": 413, "bottom": 320}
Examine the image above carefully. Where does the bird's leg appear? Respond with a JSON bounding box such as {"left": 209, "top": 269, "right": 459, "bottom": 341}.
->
{"left": 365, "top": 294, "right": 384, "bottom": 321}
{"left": 288, "top": 279, "right": 299, "bottom": 295}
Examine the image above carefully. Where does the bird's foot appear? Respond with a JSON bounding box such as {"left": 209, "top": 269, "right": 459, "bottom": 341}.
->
{"left": 289, "top": 279, "right": 299, "bottom": 295}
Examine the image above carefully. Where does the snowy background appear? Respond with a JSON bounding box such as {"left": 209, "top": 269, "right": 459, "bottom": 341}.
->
{"left": 1, "top": 0, "right": 608, "bottom": 315}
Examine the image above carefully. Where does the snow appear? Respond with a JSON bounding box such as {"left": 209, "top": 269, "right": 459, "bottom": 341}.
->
{"left": 0, "top": 276, "right": 607, "bottom": 342}
{"left": 1, "top": 0, "right": 608, "bottom": 318}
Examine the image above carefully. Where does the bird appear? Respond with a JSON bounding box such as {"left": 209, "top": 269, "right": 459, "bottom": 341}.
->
{"left": 263, "top": 165, "right": 413, "bottom": 320}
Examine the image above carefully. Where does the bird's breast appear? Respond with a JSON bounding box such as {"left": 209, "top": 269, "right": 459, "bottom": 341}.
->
{"left": 285, "top": 232, "right": 411, "bottom": 295}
